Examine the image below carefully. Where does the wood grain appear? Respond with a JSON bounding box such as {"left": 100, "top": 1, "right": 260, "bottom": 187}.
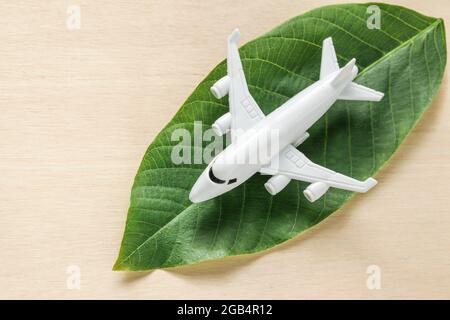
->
{"left": 0, "top": 0, "right": 448, "bottom": 299}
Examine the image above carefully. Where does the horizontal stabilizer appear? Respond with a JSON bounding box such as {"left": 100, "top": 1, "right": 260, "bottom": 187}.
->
{"left": 339, "top": 82, "right": 384, "bottom": 102}
{"left": 320, "top": 37, "right": 340, "bottom": 79}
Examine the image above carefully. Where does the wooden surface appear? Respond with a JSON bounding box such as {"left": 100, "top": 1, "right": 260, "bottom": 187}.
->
{"left": 0, "top": 0, "right": 449, "bottom": 299}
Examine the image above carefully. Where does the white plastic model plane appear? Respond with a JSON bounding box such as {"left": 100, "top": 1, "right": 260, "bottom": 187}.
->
{"left": 189, "top": 29, "right": 383, "bottom": 203}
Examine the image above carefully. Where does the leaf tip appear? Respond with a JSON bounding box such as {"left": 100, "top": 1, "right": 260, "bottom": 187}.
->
{"left": 112, "top": 259, "right": 127, "bottom": 271}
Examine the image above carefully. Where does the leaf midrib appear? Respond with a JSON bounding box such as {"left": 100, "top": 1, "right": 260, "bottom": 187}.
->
{"left": 356, "top": 19, "right": 442, "bottom": 79}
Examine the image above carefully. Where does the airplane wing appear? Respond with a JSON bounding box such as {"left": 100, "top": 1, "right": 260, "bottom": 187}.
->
{"left": 227, "top": 29, "right": 265, "bottom": 140}
{"left": 260, "top": 144, "right": 377, "bottom": 193}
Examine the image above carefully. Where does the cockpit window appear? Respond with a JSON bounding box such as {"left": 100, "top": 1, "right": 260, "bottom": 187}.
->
{"left": 209, "top": 167, "right": 226, "bottom": 184}
{"left": 228, "top": 178, "right": 237, "bottom": 184}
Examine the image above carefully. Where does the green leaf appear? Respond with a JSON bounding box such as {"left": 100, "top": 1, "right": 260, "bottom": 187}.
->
{"left": 114, "top": 3, "right": 446, "bottom": 271}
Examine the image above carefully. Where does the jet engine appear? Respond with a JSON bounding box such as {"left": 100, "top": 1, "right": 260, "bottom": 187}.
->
{"left": 210, "top": 75, "right": 231, "bottom": 99}
{"left": 212, "top": 112, "right": 231, "bottom": 136}
{"left": 264, "top": 175, "right": 291, "bottom": 195}
{"left": 303, "top": 182, "right": 330, "bottom": 202}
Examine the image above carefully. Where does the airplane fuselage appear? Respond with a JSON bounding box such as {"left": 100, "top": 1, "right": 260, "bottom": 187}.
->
{"left": 189, "top": 71, "right": 355, "bottom": 202}
{"left": 216, "top": 71, "right": 352, "bottom": 177}
{"left": 189, "top": 30, "right": 381, "bottom": 203}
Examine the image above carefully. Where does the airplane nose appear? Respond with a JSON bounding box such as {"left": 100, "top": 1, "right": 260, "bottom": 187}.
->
{"left": 189, "top": 182, "right": 202, "bottom": 203}
{"left": 189, "top": 171, "right": 213, "bottom": 203}
{"left": 189, "top": 166, "right": 229, "bottom": 203}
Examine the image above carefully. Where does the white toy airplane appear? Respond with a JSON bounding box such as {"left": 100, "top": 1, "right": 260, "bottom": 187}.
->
{"left": 189, "top": 29, "right": 383, "bottom": 203}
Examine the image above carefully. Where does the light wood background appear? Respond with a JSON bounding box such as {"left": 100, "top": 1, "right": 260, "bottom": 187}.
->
{"left": 0, "top": 0, "right": 449, "bottom": 299}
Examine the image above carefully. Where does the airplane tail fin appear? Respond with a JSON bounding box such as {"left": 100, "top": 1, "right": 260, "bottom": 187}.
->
{"left": 320, "top": 37, "right": 384, "bottom": 102}
{"left": 330, "top": 58, "right": 357, "bottom": 86}
{"left": 321, "top": 37, "right": 358, "bottom": 85}
{"left": 334, "top": 59, "right": 384, "bottom": 102}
